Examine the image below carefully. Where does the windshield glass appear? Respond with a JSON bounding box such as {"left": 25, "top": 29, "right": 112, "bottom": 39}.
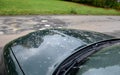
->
{"left": 75, "top": 43, "right": 120, "bottom": 75}
{"left": 11, "top": 30, "right": 86, "bottom": 75}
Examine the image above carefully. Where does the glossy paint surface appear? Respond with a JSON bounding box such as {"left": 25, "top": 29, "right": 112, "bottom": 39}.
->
{"left": 3, "top": 29, "right": 114, "bottom": 75}
{"left": 76, "top": 43, "right": 120, "bottom": 75}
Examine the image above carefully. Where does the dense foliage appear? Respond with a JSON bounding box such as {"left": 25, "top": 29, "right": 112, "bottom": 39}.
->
{"left": 64, "top": 0, "right": 120, "bottom": 9}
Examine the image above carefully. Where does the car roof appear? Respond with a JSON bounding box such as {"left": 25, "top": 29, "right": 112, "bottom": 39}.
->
{"left": 3, "top": 29, "right": 114, "bottom": 75}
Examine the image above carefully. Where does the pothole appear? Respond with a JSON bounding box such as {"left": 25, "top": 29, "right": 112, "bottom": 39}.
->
{"left": 0, "top": 16, "right": 68, "bottom": 34}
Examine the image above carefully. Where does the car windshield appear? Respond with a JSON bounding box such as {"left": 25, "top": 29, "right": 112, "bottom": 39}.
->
{"left": 4, "top": 29, "right": 114, "bottom": 75}
{"left": 75, "top": 42, "right": 120, "bottom": 75}
{"left": 11, "top": 30, "right": 86, "bottom": 75}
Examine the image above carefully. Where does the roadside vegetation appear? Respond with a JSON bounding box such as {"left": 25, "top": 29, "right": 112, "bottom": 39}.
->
{"left": 64, "top": 0, "right": 120, "bottom": 9}
{"left": 0, "top": 0, "right": 120, "bottom": 15}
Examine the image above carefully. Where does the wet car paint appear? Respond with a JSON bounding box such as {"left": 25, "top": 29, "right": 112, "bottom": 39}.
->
{"left": 3, "top": 29, "right": 114, "bottom": 75}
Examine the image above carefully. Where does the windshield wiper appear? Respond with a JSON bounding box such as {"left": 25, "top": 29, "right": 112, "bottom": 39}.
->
{"left": 53, "top": 38, "right": 120, "bottom": 75}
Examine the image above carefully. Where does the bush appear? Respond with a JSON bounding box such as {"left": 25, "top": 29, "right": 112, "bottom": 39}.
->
{"left": 64, "top": 0, "right": 120, "bottom": 9}
{"left": 91, "top": 0, "right": 117, "bottom": 8}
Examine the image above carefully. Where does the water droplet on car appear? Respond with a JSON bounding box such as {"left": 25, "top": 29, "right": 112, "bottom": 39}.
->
{"left": 39, "top": 65, "right": 42, "bottom": 68}
{"left": 44, "top": 61, "right": 47, "bottom": 64}
{"left": 47, "top": 57, "right": 51, "bottom": 60}
{"left": 104, "top": 52, "right": 110, "bottom": 55}
{"left": 8, "top": 70, "right": 9, "bottom": 73}
{"left": 118, "top": 52, "right": 120, "bottom": 54}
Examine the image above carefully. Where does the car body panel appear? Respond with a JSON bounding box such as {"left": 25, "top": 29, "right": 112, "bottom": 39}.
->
{"left": 3, "top": 29, "right": 114, "bottom": 75}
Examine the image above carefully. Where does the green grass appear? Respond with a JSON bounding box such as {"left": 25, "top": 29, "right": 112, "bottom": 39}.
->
{"left": 0, "top": 0, "right": 120, "bottom": 15}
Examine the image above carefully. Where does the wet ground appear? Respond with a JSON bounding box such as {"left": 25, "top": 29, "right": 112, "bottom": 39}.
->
{"left": 0, "top": 16, "right": 67, "bottom": 35}
{"left": 0, "top": 15, "right": 120, "bottom": 48}
{"left": 0, "top": 15, "right": 120, "bottom": 47}
{"left": 53, "top": 15, "right": 120, "bottom": 36}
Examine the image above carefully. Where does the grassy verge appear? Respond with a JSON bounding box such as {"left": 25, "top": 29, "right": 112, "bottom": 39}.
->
{"left": 0, "top": 0, "right": 120, "bottom": 15}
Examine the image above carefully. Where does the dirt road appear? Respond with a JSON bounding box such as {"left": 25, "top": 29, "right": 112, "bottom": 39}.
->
{"left": 53, "top": 15, "right": 120, "bottom": 37}
{"left": 0, "top": 15, "right": 120, "bottom": 48}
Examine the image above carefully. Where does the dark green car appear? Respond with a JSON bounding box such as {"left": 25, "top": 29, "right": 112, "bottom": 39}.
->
{"left": 0, "top": 29, "right": 120, "bottom": 75}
